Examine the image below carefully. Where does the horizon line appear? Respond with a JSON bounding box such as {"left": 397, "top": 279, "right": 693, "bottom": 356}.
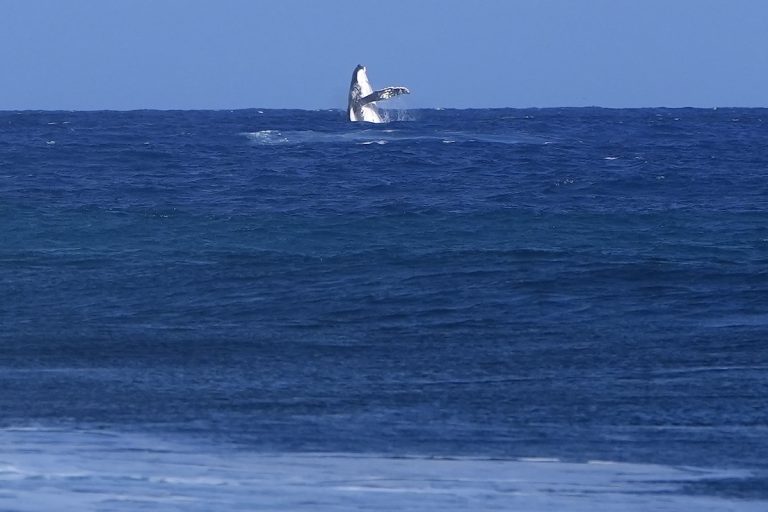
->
{"left": 0, "top": 105, "right": 765, "bottom": 113}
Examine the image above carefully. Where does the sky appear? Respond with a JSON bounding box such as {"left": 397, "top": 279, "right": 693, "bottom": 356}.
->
{"left": 1, "top": 0, "right": 767, "bottom": 110}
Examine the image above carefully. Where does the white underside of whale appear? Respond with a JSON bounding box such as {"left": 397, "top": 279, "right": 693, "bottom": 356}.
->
{"left": 348, "top": 66, "right": 409, "bottom": 123}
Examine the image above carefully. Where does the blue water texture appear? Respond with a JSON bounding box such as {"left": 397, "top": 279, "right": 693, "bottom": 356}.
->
{"left": 1, "top": 108, "right": 767, "bottom": 472}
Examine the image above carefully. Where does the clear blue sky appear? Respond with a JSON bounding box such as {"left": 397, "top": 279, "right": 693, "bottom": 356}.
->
{"left": 1, "top": 0, "right": 767, "bottom": 110}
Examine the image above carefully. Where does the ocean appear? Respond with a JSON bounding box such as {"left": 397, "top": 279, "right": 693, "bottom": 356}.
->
{"left": 1, "top": 108, "right": 767, "bottom": 510}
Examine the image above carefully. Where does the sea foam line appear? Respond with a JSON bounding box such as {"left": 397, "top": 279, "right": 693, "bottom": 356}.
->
{"left": 0, "top": 428, "right": 763, "bottom": 512}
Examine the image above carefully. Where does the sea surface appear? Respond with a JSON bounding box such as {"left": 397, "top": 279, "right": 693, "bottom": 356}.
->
{"left": 1, "top": 108, "right": 767, "bottom": 510}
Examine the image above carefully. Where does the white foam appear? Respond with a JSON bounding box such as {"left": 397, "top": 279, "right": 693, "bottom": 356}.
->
{"left": 243, "top": 130, "right": 289, "bottom": 144}
{"left": 0, "top": 428, "right": 763, "bottom": 512}
{"left": 242, "top": 129, "right": 534, "bottom": 147}
{"left": 379, "top": 107, "right": 414, "bottom": 123}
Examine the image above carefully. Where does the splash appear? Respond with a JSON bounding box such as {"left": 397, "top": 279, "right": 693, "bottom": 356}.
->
{"left": 377, "top": 94, "right": 414, "bottom": 123}
{"left": 243, "top": 130, "right": 289, "bottom": 144}
{"left": 379, "top": 108, "right": 415, "bottom": 123}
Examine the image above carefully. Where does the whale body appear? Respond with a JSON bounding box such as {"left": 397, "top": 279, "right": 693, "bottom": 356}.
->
{"left": 347, "top": 65, "right": 409, "bottom": 123}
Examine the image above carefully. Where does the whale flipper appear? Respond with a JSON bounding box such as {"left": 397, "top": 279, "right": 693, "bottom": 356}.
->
{"left": 347, "top": 65, "right": 410, "bottom": 123}
{"left": 360, "top": 87, "right": 410, "bottom": 105}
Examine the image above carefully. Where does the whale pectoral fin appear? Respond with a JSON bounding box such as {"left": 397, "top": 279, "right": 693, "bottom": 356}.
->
{"left": 360, "top": 86, "right": 410, "bottom": 105}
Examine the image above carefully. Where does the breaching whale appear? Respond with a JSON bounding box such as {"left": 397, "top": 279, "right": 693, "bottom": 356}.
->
{"left": 347, "top": 65, "right": 409, "bottom": 123}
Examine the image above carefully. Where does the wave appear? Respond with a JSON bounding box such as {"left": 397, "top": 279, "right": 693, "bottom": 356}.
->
{"left": 0, "top": 428, "right": 763, "bottom": 511}
{"left": 243, "top": 129, "right": 538, "bottom": 146}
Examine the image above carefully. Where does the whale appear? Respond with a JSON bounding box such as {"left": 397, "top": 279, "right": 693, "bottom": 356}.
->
{"left": 347, "top": 65, "right": 409, "bottom": 123}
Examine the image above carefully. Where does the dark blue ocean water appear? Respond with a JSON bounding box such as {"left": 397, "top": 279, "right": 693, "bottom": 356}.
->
{"left": 2, "top": 108, "right": 767, "bottom": 476}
